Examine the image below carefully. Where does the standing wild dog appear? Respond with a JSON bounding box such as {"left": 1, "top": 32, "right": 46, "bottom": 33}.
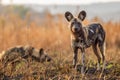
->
{"left": 65, "top": 10, "right": 106, "bottom": 73}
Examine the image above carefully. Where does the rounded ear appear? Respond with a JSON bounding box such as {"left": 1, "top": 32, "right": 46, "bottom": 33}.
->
{"left": 65, "top": 11, "right": 74, "bottom": 22}
{"left": 78, "top": 10, "right": 86, "bottom": 21}
{"left": 39, "top": 48, "right": 44, "bottom": 55}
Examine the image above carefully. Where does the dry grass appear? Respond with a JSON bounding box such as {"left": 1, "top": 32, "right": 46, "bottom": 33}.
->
{"left": 0, "top": 12, "right": 120, "bottom": 80}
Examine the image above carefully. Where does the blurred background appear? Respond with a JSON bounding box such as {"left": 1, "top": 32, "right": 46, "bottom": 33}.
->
{"left": 0, "top": 0, "right": 120, "bottom": 62}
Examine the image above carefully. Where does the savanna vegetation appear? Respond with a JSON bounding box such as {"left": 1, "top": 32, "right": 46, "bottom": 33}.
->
{"left": 0, "top": 5, "right": 120, "bottom": 80}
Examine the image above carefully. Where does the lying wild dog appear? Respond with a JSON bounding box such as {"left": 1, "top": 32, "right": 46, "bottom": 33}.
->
{"left": 65, "top": 10, "right": 106, "bottom": 73}
{"left": 0, "top": 45, "right": 51, "bottom": 67}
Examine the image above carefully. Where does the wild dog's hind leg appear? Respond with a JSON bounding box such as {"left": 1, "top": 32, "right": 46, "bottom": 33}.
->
{"left": 73, "top": 47, "right": 78, "bottom": 68}
{"left": 92, "top": 44, "right": 101, "bottom": 70}
{"left": 98, "top": 42, "right": 106, "bottom": 70}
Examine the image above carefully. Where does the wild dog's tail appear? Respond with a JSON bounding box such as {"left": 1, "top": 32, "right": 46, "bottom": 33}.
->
{"left": 98, "top": 24, "right": 106, "bottom": 42}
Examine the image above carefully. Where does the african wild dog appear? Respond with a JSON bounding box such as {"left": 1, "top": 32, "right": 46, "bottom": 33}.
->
{"left": 65, "top": 10, "right": 106, "bottom": 73}
{"left": 0, "top": 45, "right": 51, "bottom": 67}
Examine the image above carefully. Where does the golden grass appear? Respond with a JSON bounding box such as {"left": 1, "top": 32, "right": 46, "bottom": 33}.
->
{"left": 0, "top": 13, "right": 120, "bottom": 60}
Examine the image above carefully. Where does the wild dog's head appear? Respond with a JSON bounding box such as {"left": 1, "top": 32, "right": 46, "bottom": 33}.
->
{"left": 65, "top": 10, "right": 86, "bottom": 34}
{"left": 39, "top": 48, "right": 51, "bottom": 62}
{"left": 23, "top": 46, "right": 51, "bottom": 63}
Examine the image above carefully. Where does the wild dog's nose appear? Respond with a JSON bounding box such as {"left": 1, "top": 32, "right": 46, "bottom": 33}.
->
{"left": 75, "top": 28, "right": 78, "bottom": 31}
{"left": 74, "top": 28, "right": 79, "bottom": 32}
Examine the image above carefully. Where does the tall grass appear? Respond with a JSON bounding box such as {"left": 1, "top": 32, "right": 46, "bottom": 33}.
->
{"left": 0, "top": 12, "right": 120, "bottom": 59}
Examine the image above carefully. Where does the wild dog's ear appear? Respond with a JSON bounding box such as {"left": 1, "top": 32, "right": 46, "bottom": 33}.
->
{"left": 39, "top": 48, "right": 44, "bottom": 55}
{"left": 65, "top": 11, "right": 74, "bottom": 22}
{"left": 78, "top": 10, "right": 86, "bottom": 21}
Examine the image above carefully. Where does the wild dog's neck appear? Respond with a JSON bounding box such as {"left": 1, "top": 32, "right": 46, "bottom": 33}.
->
{"left": 71, "top": 28, "right": 86, "bottom": 41}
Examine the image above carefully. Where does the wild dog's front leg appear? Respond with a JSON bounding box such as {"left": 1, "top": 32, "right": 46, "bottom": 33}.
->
{"left": 71, "top": 39, "right": 78, "bottom": 68}
{"left": 81, "top": 48, "right": 85, "bottom": 74}
{"left": 73, "top": 47, "right": 78, "bottom": 68}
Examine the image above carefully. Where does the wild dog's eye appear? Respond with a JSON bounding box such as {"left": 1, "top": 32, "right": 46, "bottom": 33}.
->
{"left": 77, "top": 22, "right": 81, "bottom": 26}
